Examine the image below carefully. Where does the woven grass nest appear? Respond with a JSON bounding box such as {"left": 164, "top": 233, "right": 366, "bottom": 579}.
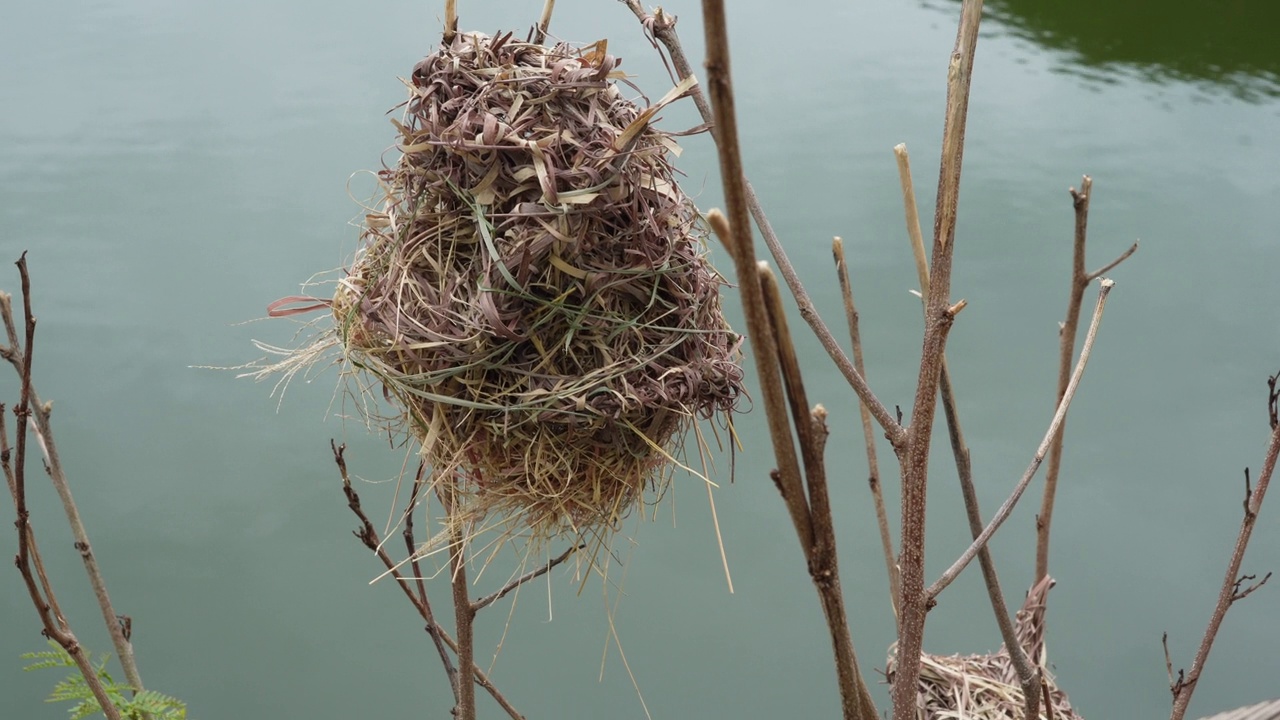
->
{"left": 886, "top": 578, "right": 1084, "bottom": 719}
{"left": 331, "top": 31, "right": 743, "bottom": 542}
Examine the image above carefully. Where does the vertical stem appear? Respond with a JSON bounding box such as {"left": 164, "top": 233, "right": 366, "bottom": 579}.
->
{"left": 832, "top": 237, "right": 899, "bottom": 625}
{"left": 443, "top": 0, "right": 458, "bottom": 43}
{"left": 448, "top": 507, "right": 476, "bottom": 720}
{"left": 892, "top": 3, "right": 984, "bottom": 718}
{"left": 1035, "top": 176, "right": 1091, "bottom": 583}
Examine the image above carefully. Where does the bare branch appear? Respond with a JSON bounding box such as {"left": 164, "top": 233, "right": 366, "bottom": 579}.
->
{"left": 753, "top": 263, "right": 815, "bottom": 551}
{"left": 1229, "top": 571, "right": 1270, "bottom": 601}
{"left": 1037, "top": 179, "right": 1138, "bottom": 584}
{"left": 401, "top": 463, "right": 459, "bottom": 703}
{"left": 447, "top": 502, "right": 476, "bottom": 720}
{"left": 1036, "top": 176, "right": 1092, "bottom": 583}
{"left": 928, "top": 278, "right": 1115, "bottom": 600}
{"left": 1169, "top": 418, "right": 1280, "bottom": 719}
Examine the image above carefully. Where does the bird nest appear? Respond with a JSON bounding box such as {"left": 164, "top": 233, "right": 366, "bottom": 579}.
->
{"left": 326, "top": 31, "right": 743, "bottom": 542}
{"left": 886, "top": 578, "right": 1084, "bottom": 720}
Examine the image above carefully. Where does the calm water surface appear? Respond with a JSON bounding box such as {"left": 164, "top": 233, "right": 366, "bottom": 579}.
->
{"left": 2, "top": 1, "right": 1278, "bottom": 718}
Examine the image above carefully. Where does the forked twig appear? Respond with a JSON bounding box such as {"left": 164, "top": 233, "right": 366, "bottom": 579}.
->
{"left": 1168, "top": 386, "right": 1280, "bottom": 720}
{"left": 2, "top": 256, "right": 125, "bottom": 720}
{"left": 1036, "top": 176, "right": 1139, "bottom": 583}
{"left": 332, "top": 442, "right": 526, "bottom": 720}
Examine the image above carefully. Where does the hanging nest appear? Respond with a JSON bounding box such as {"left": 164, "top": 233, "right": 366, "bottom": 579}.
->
{"left": 329, "top": 31, "right": 743, "bottom": 542}
{"left": 886, "top": 577, "right": 1084, "bottom": 719}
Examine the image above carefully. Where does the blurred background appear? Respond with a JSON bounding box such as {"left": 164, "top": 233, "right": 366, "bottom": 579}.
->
{"left": 2, "top": 0, "right": 1278, "bottom": 717}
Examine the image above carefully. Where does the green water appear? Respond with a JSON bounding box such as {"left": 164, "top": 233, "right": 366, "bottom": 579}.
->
{"left": 2, "top": 1, "right": 1278, "bottom": 718}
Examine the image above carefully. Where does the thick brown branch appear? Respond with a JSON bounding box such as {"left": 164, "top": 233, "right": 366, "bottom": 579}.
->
{"left": 442, "top": 0, "right": 458, "bottom": 43}
{"left": 895, "top": 152, "right": 1040, "bottom": 714}
{"left": 698, "top": 1, "right": 811, "bottom": 553}
{"left": 760, "top": 266, "right": 876, "bottom": 719}
{"left": 757, "top": 265, "right": 816, "bottom": 551}
{"left": 891, "top": 3, "right": 984, "bottom": 717}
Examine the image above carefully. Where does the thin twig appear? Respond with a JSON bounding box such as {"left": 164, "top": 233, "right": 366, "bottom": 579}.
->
{"left": 891, "top": 4, "right": 984, "bottom": 717}
{"left": 472, "top": 544, "right": 579, "bottom": 611}
{"left": 927, "top": 279, "right": 1115, "bottom": 600}
{"left": 760, "top": 266, "right": 877, "bottom": 720}
{"left": 1036, "top": 177, "right": 1139, "bottom": 584}
{"left": 332, "top": 442, "right": 525, "bottom": 720}
{"left": 832, "top": 237, "right": 899, "bottom": 624}
{"left": 896, "top": 143, "right": 1040, "bottom": 716}
{"left": 1087, "top": 241, "right": 1138, "bottom": 283}
{"left": 619, "top": 0, "right": 905, "bottom": 447}
{"left": 1169, "top": 411, "right": 1280, "bottom": 720}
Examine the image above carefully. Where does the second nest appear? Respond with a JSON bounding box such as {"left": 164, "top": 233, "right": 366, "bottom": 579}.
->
{"left": 335, "top": 31, "right": 744, "bottom": 541}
